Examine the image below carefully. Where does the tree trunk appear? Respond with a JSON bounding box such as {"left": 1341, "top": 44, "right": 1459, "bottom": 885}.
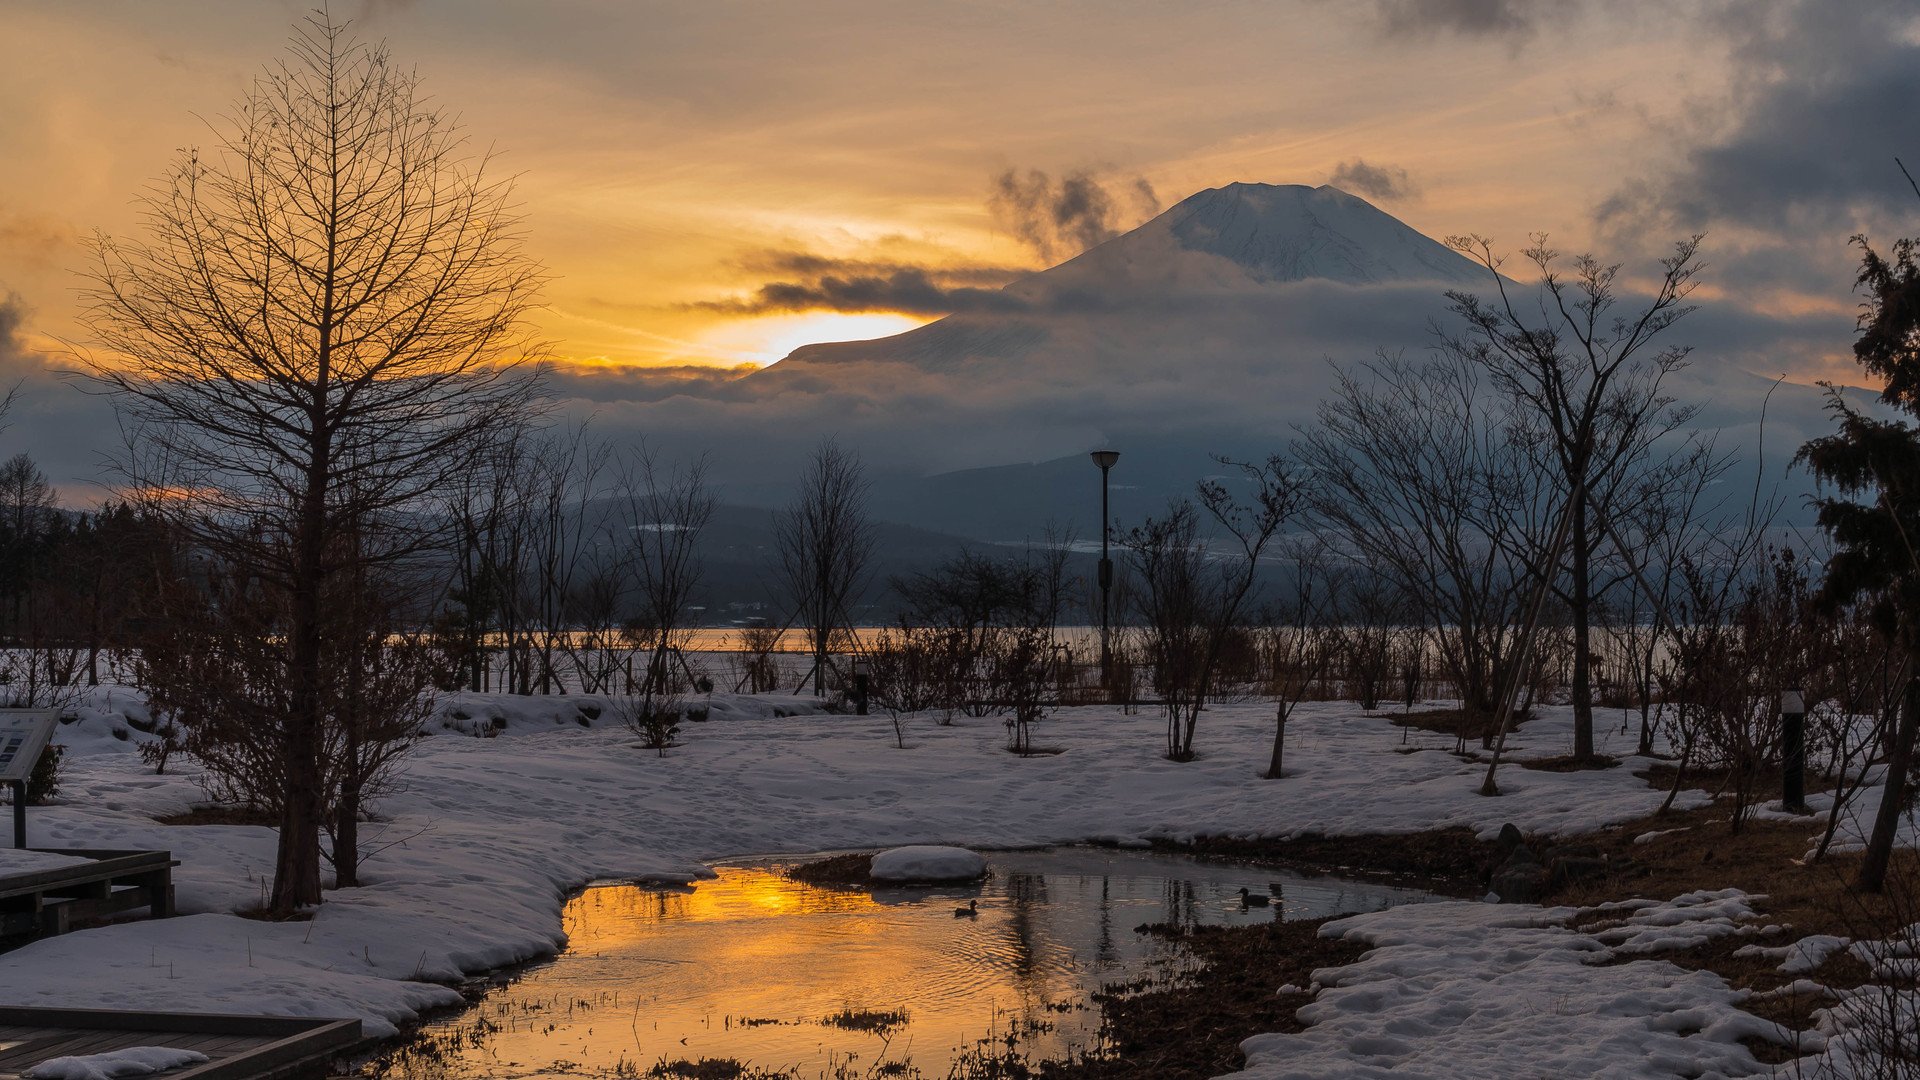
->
{"left": 1267, "top": 705, "right": 1286, "bottom": 778}
{"left": 1856, "top": 674, "right": 1920, "bottom": 892}
{"left": 334, "top": 636, "right": 367, "bottom": 889}
{"left": 1571, "top": 496, "right": 1595, "bottom": 762}
{"left": 272, "top": 496, "right": 328, "bottom": 915}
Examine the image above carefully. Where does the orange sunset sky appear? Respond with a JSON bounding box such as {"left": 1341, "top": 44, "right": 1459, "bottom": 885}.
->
{"left": 5, "top": 0, "right": 1903, "bottom": 378}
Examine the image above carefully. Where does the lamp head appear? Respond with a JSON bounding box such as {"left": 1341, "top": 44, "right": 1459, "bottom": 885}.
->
{"left": 1090, "top": 449, "right": 1120, "bottom": 470}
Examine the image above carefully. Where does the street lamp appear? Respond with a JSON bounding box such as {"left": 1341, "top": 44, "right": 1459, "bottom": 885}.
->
{"left": 1090, "top": 449, "right": 1120, "bottom": 684}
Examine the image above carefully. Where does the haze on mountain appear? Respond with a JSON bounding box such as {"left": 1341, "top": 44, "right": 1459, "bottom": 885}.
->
{"left": 567, "top": 181, "right": 1833, "bottom": 540}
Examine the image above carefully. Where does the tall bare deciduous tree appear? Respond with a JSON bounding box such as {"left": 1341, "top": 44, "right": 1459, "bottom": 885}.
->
{"left": 1127, "top": 455, "right": 1303, "bottom": 761}
{"left": 774, "top": 440, "right": 875, "bottom": 697}
{"left": 80, "top": 16, "right": 545, "bottom": 915}
{"left": 621, "top": 444, "right": 716, "bottom": 699}
{"left": 1443, "top": 234, "right": 1704, "bottom": 763}
{"left": 1300, "top": 350, "right": 1543, "bottom": 738}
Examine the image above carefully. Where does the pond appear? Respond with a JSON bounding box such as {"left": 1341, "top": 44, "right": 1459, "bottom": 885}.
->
{"left": 372, "top": 848, "right": 1436, "bottom": 1080}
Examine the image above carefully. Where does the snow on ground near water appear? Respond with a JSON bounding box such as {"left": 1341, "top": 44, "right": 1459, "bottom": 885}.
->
{"left": 1237, "top": 895, "right": 1795, "bottom": 1080}
{"left": 23, "top": 1046, "right": 209, "bottom": 1080}
{"left": 1, "top": 691, "right": 1704, "bottom": 1040}
{"left": 869, "top": 845, "right": 986, "bottom": 881}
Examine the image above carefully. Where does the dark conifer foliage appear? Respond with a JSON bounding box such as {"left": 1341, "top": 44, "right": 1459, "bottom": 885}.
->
{"left": 1798, "top": 227, "right": 1920, "bottom": 891}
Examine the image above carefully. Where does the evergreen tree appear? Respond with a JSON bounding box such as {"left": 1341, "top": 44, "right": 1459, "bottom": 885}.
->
{"left": 1798, "top": 231, "right": 1920, "bottom": 891}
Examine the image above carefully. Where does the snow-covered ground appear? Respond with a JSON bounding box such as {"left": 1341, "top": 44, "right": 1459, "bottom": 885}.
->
{"left": 0, "top": 688, "right": 1869, "bottom": 1076}
{"left": 1240, "top": 891, "right": 1794, "bottom": 1079}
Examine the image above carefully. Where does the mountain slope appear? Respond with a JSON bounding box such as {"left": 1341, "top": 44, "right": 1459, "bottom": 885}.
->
{"left": 1059, "top": 182, "right": 1487, "bottom": 288}
{"left": 763, "top": 183, "right": 1485, "bottom": 376}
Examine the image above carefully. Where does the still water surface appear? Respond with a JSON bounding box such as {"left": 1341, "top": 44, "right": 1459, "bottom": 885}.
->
{"left": 385, "top": 848, "right": 1434, "bottom": 1079}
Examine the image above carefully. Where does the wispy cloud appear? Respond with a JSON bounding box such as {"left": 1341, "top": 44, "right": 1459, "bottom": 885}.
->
{"left": 988, "top": 169, "right": 1160, "bottom": 264}
{"left": 1327, "top": 159, "right": 1421, "bottom": 202}
{"left": 689, "top": 252, "right": 1029, "bottom": 316}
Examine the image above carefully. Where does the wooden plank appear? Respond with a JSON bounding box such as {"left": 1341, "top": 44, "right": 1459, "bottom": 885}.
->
{"left": 0, "top": 1032, "right": 103, "bottom": 1066}
{"left": 0, "top": 853, "right": 178, "bottom": 901}
{"left": 168, "top": 1019, "right": 362, "bottom": 1080}
{"left": 0, "top": 1010, "right": 361, "bottom": 1080}
{"left": 0, "top": 1008, "right": 331, "bottom": 1038}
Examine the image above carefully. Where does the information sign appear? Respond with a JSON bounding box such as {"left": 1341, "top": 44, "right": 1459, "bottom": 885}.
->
{"left": 0, "top": 709, "right": 57, "bottom": 784}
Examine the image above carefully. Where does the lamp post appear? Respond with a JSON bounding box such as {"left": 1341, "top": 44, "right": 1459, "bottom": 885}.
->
{"left": 1781, "top": 686, "right": 1807, "bottom": 813}
{"left": 1090, "top": 449, "right": 1120, "bottom": 684}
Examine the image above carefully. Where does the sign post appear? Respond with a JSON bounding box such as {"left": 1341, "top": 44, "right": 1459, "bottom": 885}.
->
{"left": 0, "top": 710, "right": 60, "bottom": 848}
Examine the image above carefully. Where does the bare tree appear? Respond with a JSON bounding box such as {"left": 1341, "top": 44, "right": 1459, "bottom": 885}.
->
{"left": 1444, "top": 234, "right": 1705, "bottom": 763}
{"left": 325, "top": 543, "right": 439, "bottom": 888}
{"left": 773, "top": 440, "right": 875, "bottom": 697}
{"left": 1260, "top": 536, "right": 1342, "bottom": 779}
{"left": 619, "top": 444, "right": 715, "bottom": 703}
{"left": 1300, "top": 350, "right": 1542, "bottom": 740}
{"left": 522, "top": 426, "right": 615, "bottom": 694}
{"left": 439, "top": 427, "right": 532, "bottom": 693}
{"left": 79, "top": 15, "right": 545, "bottom": 915}
{"left": 1126, "top": 455, "right": 1303, "bottom": 761}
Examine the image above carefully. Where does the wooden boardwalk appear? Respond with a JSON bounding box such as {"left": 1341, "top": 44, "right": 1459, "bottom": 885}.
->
{"left": 0, "top": 850, "right": 177, "bottom": 942}
{"left": 0, "top": 1006, "right": 359, "bottom": 1079}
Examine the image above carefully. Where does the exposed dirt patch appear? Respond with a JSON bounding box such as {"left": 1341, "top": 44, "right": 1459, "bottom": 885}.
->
{"left": 1378, "top": 707, "right": 1529, "bottom": 743}
{"left": 777, "top": 852, "right": 872, "bottom": 888}
{"left": 1039, "top": 917, "right": 1365, "bottom": 1079}
{"left": 1153, "top": 828, "right": 1498, "bottom": 896}
{"left": 1532, "top": 799, "right": 1920, "bottom": 1061}
{"left": 1519, "top": 753, "right": 1621, "bottom": 772}
{"left": 155, "top": 803, "right": 278, "bottom": 827}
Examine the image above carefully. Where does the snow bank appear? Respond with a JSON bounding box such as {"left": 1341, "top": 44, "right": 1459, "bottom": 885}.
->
{"left": 25, "top": 1047, "right": 209, "bottom": 1079}
{"left": 2, "top": 688, "right": 1707, "bottom": 1039}
{"left": 1238, "top": 894, "right": 1793, "bottom": 1079}
{"left": 869, "top": 846, "right": 987, "bottom": 882}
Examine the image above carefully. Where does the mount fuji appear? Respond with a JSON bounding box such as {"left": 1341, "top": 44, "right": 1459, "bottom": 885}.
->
{"left": 604, "top": 182, "right": 1828, "bottom": 542}
{"left": 760, "top": 183, "right": 1487, "bottom": 380}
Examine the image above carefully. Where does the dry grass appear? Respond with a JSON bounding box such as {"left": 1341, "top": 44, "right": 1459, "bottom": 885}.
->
{"left": 1538, "top": 799, "right": 1920, "bottom": 1052}
{"left": 1043, "top": 918, "right": 1366, "bottom": 1079}
{"left": 778, "top": 853, "right": 873, "bottom": 888}
{"left": 1379, "top": 707, "right": 1530, "bottom": 743}
{"left": 155, "top": 803, "right": 278, "bottom": 827}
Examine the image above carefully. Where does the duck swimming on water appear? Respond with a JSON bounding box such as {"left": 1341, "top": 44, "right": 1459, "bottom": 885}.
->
{"left": 955, "top": 899, "right": 979, "bottom": 918}
{"left": 1238, "top": 888, "right": 1271, "bottom": 907}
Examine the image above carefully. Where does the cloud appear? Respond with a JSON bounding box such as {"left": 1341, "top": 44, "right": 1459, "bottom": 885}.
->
{"left": 1598, "top": 1, "right": 1920, "bottom": 268}
{"left": 1327, "top": 159, "right": 1421, "bottom": 202}
{"left": 353, "top": 0, "right": 419, "bottom": 23}
{"left": 548, "top": 265, "right": 1844, "bottom": 514}
{"left": 0, "top": 208, "right": 74, "bottom": 273}
{"left": 0, "top": 291, "right": 123, "bottom": 497}
{"left": 988, "top": 168, "right": 1160, "bottom": 263}
{"left": 1366, "top": 0, "right": 1544, "bottom": 38}
{"left": 691, "top": 253, "right": 1029, "bottom": 316}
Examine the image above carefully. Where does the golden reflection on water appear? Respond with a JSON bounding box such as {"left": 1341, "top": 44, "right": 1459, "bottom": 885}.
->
{"left": 394, "top": 851, "right": 1434, "bottom": 1079}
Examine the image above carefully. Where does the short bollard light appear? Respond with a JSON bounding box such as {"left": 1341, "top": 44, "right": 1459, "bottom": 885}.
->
{"left": 1781, "top": 686, "right": 1807, "bottom": 814}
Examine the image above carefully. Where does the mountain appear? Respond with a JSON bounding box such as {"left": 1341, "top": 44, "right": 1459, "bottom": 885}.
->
{"left": 764, "top": 183, "right": 1486, "bottom": 377}
{"left": 1051, "top": 182, "right": 1488, "bottom": 288}
{"left": 605, "top": 182, "right": 1834, "bottom": 545}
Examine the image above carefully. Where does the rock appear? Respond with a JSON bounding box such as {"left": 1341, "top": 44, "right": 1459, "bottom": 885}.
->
{"left": 1496, "top": 823, "right": 1525, "bottom": 854}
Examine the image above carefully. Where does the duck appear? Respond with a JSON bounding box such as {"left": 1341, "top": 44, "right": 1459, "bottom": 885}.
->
{"left": 1238, "top": 888, "right": 1271, "bottom": 907}
{"left": 954, "top": 899, "right": 979, "bottom": 918}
